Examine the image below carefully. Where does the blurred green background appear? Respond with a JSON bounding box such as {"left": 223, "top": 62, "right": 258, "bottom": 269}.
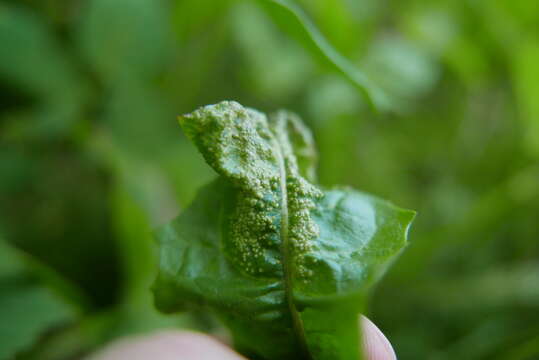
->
{"left": 1, "top": 0, "right": 538, "bottom": 359}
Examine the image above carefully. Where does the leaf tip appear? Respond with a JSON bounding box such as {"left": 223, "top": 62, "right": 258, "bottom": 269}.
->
{"left": 399, "top": 209, "right": 416, "bottom": 243}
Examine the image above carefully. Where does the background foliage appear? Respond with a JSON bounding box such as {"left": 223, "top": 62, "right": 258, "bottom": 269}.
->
{"left": 0, "top": 0, "right": 538, "bottom": 359}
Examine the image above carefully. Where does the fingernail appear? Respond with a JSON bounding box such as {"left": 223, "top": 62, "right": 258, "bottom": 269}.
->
{"left": 361, "top": 315, "right": 397, "bottom": 360}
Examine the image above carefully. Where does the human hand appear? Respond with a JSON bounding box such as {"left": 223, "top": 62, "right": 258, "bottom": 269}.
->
{"left": 89, "top": 316, "right": 396, "bottom": 360}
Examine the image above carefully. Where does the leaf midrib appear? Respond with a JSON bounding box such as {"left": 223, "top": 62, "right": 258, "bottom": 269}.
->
{"left": 274, "top": 139, "right": 312, "bottom": 360}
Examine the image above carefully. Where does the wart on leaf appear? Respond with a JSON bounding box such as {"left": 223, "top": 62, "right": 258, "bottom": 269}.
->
{"left": 179, "top": 101, "right": 322, "bottom": 279}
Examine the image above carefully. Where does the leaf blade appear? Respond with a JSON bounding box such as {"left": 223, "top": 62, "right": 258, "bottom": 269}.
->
{"left": 257, "top": 0, "right": 391, "bottom": 111}
{"left": 0, "top": 240, "right": 75, "bottom": 360}
{"left": 154, "top": 101, "right": 414, "bottom": 359}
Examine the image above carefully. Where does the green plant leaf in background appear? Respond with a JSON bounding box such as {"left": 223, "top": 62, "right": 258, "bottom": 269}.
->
{"left": 256, "top": 0, "right": 391, "bottom": 111}
{"left": 511, "top": 40, "right": 539, "bottom": 158}
{"left": 0, "top": 239, "right": 75, "bottom": 360}
{"left": 230, "top": 1, "right": 314, "bottom": 102}
{"left": 361, "top": 35, "right": 439, "bottom": 110}
{"left": 78, "top": 0, "right": 171, "bottom": 84}
{"left": 0, "top": 3, "right": 88, "bottom": 138}
{"left": 78, "top": 0, "right": 179, "bottom": 159}
{"left": 152, "top": 101, "right": 414, "bottom": 359}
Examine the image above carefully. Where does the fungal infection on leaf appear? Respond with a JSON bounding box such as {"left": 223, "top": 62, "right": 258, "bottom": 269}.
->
{"left": 179, "top": 101, "right": 323, "bottom": 279}
{"left": 153, "top": 100, "right": 415, "bottom": 360}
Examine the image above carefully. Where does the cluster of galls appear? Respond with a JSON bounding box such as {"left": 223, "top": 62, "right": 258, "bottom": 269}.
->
{"left": 229, "top": 172, "right": 323, "bottom": 280}
{"left": 229, "top": 177, "right": 281, "bottom": 276}
{"left": 286, "top": 176, "right": 323, "bottom": 279}
{"left": 188, "top": 101, "right": 324, "bottom": 281}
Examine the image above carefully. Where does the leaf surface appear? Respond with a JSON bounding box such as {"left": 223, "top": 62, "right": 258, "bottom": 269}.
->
{"left": 78, "top": 0, "right": 171, "bottom": 83}
{"left": 0, "top": 240, "right": 75, "bottom": 360}
{"left": 0, "top": 4, "right": 88, "bottom": 137}
{"left": 153, "top": 101, "right": 414, "bottom": 360}
{"left": 256, "top": 0, "right": 391, "bottom": 112}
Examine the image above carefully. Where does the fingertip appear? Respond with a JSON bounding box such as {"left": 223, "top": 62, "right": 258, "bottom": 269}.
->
{"left": 361, "top": 315, "right": 397, "bottom": 360}
{"left": 87, "top": 331, "right": 245, "bottom": 360}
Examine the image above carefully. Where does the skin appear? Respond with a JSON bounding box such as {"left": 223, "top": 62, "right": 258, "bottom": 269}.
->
{"left": 89, "top": 316, "right": 396, "bottom": 360}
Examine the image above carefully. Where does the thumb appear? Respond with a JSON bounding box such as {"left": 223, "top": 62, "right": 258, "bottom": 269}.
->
{"left": 87, "top": 331, "right": 244, "bottom": 360}
{"left": 361, "top": 315, "right": 397, "bottom": 360}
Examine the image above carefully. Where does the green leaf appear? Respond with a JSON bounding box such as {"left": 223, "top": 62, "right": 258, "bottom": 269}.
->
{"left": 361, "top": 35, "right": 439, "bottom": 109}
{"left": 0, "top": 4, "right": 80, "bottom": 98}
{"left": 78, "top": 0, "right": 171, "bottom": 84}
{"left": 511, "top": 40, "right": 539, "bottom": 157}
{"left": 0, "top": 286, "right": 73, "bottom": 360}
{"left": 0, "top": 240, "right": 75, "bottom": 360}
{"left": 0, "top": 4, "right": 88, "bottom": 137}
{"left": 255, "top": 0, "right": 390, "bottom": 112}
{"left": 153, "top": 101, "right": 414, "bottom": 360}
{"left": 230, "top": 2, "right": 314, "bottom": 101}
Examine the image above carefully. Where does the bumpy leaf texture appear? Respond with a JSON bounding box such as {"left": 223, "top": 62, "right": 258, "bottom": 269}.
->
{"left": 153, "top": 101, "right": 414, "bottom": 360}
